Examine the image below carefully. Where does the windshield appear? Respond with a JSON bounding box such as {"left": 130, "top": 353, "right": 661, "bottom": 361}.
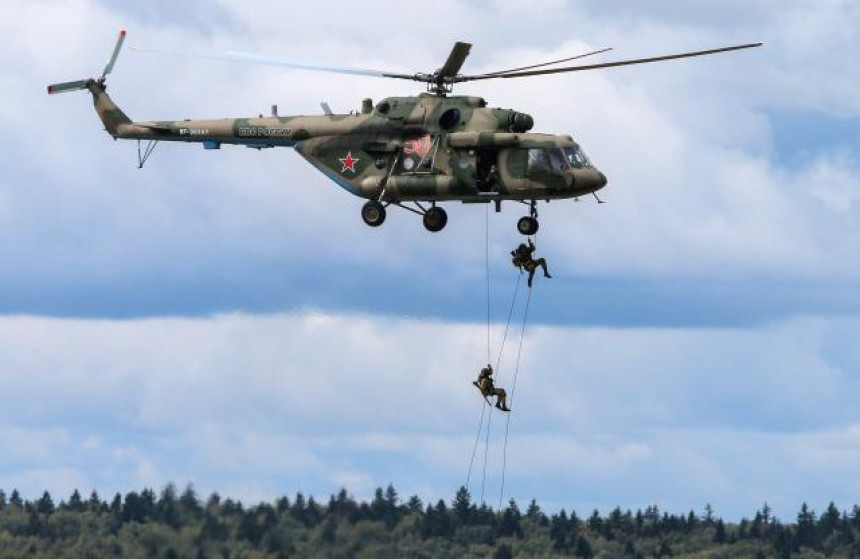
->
{"left": 549, "top": 149, "right": 568, "bottom": 173}
{"left": 563, "top": 146, "right": 591, "bottom": 169}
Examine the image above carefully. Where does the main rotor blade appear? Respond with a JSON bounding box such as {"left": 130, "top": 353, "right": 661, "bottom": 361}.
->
{"left": 101, "top": 29, "right": 127, "bottom": 79}
{"left": 479, "top": 47, "right": 613, "bottom": 77}
{"left": 224, "top": 51, "right": 418, "bottom": 80}
{"left": 47, "top": 79, "right": 89, "bottom": 94}
{"left": 437, "top": 42, "right": 472, "bottom": 79}
{"left": 132, "top": 46, "right": 419, "bottom": 81}
{"left": 460, "top": 42, "right": 763, "bottom": 82}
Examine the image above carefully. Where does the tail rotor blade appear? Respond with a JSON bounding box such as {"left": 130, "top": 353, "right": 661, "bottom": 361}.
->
{"left": 47, "top": 79, "right": 89, "bottom": 94}
{"left": 101, "top": 28, "right": 127, "bottom": 79}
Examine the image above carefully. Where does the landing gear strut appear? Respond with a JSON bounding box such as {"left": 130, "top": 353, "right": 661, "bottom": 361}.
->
{"left": 361, "top": 200, "right": 386, "bottom": 227}
{"left": 517, "top": 200, "right": 539, "bottom": 236}
{"left": 361, "top": 199, "right": 448, "bottom": 232}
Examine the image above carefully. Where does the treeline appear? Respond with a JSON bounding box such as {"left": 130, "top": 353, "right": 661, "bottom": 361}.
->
{"left": 0, "top": 485, "right": 859, "bottom": 558}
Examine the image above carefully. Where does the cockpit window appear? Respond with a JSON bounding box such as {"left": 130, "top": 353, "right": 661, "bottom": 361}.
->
{"left": 563, "top": 146, "right": 591, "bottom": 169}
{"left": 527, "top": 148, "right": 551, "bottom": 173}
{"left": 549, "top": 149, "right": 569, "bottom": 173}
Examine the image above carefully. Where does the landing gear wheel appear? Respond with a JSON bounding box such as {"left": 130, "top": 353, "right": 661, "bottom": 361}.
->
{"left": 361, "top": 200, "right": 386, "bottom": 227}
{"left": 423, "top": 207, "right": 448, "bottom": 232}
{"left": 517, "top": 216, "right": 539, "bottom": 236}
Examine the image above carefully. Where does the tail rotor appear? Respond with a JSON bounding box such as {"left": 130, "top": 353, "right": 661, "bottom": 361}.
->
{"left": 47, "top": 29, "right": 126, "bottom": 95}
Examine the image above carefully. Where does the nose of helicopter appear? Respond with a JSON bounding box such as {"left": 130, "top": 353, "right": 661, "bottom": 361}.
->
{"left": 571, "top": 167, "right": 608, "bottom": 192}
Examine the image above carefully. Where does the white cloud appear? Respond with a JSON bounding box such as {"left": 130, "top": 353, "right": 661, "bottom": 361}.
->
{"left": 1, "top": 0, "right": 860, "bottom": 522}
{"left": 0, "top": 311, "right": 858, "bottom": 517}
{"left": 0, "top": 0, "right": 857, "bottom": 299}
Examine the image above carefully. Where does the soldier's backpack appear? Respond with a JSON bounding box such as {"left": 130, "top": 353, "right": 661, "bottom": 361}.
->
{"left": 511, "top": 250, "right": 524, "bottom": 269}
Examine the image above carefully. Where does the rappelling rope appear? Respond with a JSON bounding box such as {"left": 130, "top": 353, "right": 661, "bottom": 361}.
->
{"left": 468, "top": 204, "right": 494, "bottom": 495}
{"left": 480, "top": 395, "right": 493, "bottom": 505}
{"left": 497, "top": 267, "right": 534, "bottom": 510}
{"left": 465, "top": 397, "right": 487, "bottom": 491}
{"left": 485, "top": 204, "right": 491, "bottom": 364}
{"left": 468, "top": 270, "right": 522, "bottom": 500}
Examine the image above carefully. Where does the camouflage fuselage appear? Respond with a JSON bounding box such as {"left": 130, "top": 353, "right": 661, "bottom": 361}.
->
{"left": 91, "top": 82, "right": 607, "bottom": 202}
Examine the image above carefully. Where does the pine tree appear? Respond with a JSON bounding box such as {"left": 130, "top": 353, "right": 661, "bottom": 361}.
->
{"left": 550, "top": 510, "right": 569, "bottom": 551}
{"left": 434, "top": 499, "right": 453, "bottom": 538}
{"left": 306, "top": 496, "right": 322, "bottom": 527}
{"left": 452, "top": 486, "right": 472, "bottom": 525}
{"left": 87, "top": 490, "right": 102, "bottom": 513}
{"left": 36, "top": 491, "right": 54, "bottom": 515}
{"left": 497, "top": 499, "right": 523, "bottom": 538}
{"left": 384, "top": 484, "right": 398, "bottom": 508}
{"left": 140, "top": 488, "right": 156, "bottom": 518}
{"left": 588, "top": 509, "right": 604, "bottom": 537}
{"left": 713, "top": 519, "right": 727, "bottom": 544}
{"left": 67, "top": 489, "right": 84, "bottom": 512}
{"left": 157, "top": 484, "right": 180, "bottom": 528}
{"left": 751, "top": 511, "right": 763, "bottom": 538}
{"left": 370, "top": 487, "right": 386, "bottom": 521}
{"left": 179, "top": 484, "right": 202, "bottom": 519}
{"left": 0, "top": 489, "right": 6, "bottom": 511}
{"left": 796, "top": 502, "right": 817, "bottom": 549}
{"left": 703, "top": 504, "right": 714, "bottom": 526}
{"left": 275, "top": 495, "right": 289, "bottom": 514}
{"left": 818, "top": 501, "right": 840, "bottom": 539}
{"left": 10, "top": 489, "right": 23, "bottom": 509}
{"left": 292, "top": 493, "right": 306, "bottom": 524}
{"left": 686, "top": 510, "right": 699, "bottom": 533}
{"left": 407, "top": 495, "right": 423, "bottom": 513}
{"left": 122, "top": 491, "right": 145, "bottom": 523}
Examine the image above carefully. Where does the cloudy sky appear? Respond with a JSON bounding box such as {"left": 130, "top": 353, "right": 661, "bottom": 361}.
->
{"left": 1, "top": 0, "right": 859, "bottom": 520}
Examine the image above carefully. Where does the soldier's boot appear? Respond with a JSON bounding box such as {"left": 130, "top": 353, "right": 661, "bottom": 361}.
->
{"left": 527, "top": 270, "right": 535, "bottom": 288}
{"left": 538, "top": 258, "right": 552, "bottom": 279}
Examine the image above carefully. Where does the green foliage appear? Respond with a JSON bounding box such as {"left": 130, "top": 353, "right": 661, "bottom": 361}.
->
{"left": 1, "top": 486, "right": 860, "bottom": 557}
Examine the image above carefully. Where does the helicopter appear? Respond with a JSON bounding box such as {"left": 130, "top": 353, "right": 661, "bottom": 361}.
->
{"left": 48, "top": 31, "right": 761, "bottom": 235}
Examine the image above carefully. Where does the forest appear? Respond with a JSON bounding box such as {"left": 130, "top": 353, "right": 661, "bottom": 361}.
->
{"left": 0, "top": 484, "right": 858, "bottom": 558}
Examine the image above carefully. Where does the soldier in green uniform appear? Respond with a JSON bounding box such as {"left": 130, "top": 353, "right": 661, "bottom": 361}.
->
{"left": 473, "top": 364, "right": 510, "bottom": 411}
{"left": 511, "top": 239, "right": 552, "bottom": 288}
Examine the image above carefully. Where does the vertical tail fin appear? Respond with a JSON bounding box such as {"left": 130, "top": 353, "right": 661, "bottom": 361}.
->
{"left": 87, "top": 81, "right": 132, "bottom": 135}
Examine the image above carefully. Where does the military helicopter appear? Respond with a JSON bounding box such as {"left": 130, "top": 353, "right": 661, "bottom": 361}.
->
{"left": 48, "top": 31, "right": 761, "bottom": 235}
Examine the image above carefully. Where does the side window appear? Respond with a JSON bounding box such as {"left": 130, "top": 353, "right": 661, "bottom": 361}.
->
{"left": 506, "top": 148, "right": 527, "bottom": 178}
{"left": 527, "top": 148, "right": 551, "bottom": 174}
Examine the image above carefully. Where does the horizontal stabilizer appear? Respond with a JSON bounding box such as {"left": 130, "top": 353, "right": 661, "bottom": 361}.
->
{"left": 47, "top": 79, "right": 89, "bottom": 94}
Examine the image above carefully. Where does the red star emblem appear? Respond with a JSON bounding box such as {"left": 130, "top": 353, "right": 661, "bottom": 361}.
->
{"left": 339, "top": 151, "right": 360, "bottom": 173}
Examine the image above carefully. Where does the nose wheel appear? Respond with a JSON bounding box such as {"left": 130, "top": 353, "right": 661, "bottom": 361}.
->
{"left": 517, "top": 216, "right": 539, "bottom": 236}
{"left": 517, "top": 200, "right": 539, "bottom": 236}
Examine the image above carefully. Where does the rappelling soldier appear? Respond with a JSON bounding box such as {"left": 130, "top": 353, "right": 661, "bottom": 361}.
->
{"left": 473, "top": 364, "right": 510, "bottom": 412}
{"left": 511, "top": 239, "right": 552, "bottom": 288}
